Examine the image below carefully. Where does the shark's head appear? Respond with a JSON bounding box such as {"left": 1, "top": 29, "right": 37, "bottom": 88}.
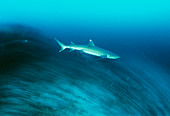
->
{"left": 106, "top": 52, "right": 120, "bottom": 60}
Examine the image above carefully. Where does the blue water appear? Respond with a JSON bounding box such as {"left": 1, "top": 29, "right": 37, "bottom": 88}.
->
{"left": 0, "top": 0, "right": 170, "bottom": 115}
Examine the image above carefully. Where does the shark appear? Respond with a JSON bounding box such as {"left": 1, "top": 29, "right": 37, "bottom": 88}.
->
{"left": 55, "top": 38, "right": 120, "bottom": 60}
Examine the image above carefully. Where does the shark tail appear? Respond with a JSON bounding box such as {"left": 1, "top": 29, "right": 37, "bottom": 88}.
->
{"left": 55, "top": 38, "right": 67, "bottom": 52}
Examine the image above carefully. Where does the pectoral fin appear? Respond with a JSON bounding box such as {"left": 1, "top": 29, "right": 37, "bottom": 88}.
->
{"left": 101, "top": 55, "right": 107, "bottom": 58}
{"left": 79, "top": 50, "right": 84, "bottom": 54}
{"left": 69, "top": 49, "right": 74, "bottom": 52}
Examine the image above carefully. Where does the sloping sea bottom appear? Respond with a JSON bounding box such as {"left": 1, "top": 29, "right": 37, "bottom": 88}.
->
{"left": 0, "top": 25, "right": 169, "bottom": 116}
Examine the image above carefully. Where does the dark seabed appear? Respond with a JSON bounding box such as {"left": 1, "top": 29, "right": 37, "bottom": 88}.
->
{"left": 0, "top": 25, "right": 170, "bottom": 116}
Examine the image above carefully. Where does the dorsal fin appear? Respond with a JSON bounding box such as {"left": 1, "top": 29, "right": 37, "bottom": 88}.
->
{"left": 70, "top": 41, "right": 75, "bottom": 46}
{"left": 88, "top": 39, "right": 95, "bottom": 47}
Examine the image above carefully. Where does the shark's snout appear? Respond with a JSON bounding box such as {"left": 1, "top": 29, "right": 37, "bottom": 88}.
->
{"left": 116, "top": 55, "right": 120, "bottom": 59}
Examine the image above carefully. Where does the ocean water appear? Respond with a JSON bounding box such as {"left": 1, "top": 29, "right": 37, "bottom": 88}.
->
{"left": 0, "top": 0, "right": 170, "bottom": 116}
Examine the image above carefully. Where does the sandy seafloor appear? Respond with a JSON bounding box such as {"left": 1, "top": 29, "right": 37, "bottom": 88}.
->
{"left": 0, "top": 25, "right": 169, "bottom": 116}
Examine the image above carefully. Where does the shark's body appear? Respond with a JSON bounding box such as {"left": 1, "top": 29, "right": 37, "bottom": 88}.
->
{"left": 55, "top": 39, "right": 120, "bottom": 60}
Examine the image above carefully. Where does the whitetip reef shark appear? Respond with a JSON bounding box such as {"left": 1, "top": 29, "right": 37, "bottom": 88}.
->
{"left": 55, "top": 38, "right": 120, "bottom": 60}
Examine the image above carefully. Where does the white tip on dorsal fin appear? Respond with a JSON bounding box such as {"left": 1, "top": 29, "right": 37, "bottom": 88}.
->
{"left": 88, "top": 39, "right": 95, "bottom": 47}
{"left": 70, "top": 41, "right": 75, "bottom": 45}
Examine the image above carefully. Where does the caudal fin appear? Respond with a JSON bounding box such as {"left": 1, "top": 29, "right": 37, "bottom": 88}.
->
{"left": 54, "top": 38, "right": 67, "bottom": 52}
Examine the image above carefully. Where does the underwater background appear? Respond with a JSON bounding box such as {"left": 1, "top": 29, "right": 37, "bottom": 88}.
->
{"left": 0, "top": 0, "right": 170, "bottom": 115}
